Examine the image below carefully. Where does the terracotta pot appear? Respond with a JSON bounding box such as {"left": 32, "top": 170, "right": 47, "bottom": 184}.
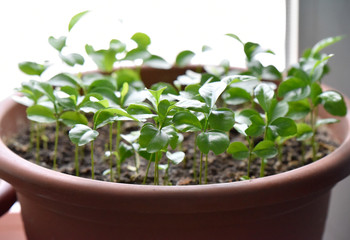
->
{"left": 0, "top": 67, "right": 350, "bottom": 240}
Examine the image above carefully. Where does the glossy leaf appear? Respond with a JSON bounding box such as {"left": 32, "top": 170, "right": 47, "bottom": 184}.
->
{"left": 222, "top": 87, "right": 251, "bottom": 105}
{"left": 139, "top": 123, "right": 169, "bottom": 153}
{"left": 60, "top": 111, "right": 88, "bottom": 127}
{"left": 196, "top": 131, "right": 230, "bottom": 155}
{"left": 110, "top": 39, "right": 126, "bottom": 53}
{"left": 166, "top": 151, "right": 185, "bottom": 164}
{"left": 26, "top": 105, "right": 56, "bottom": 123}
{"left": 227, "top": 142, "right": 249, "bottom": 160}
{"left": 208, "top": 108, "right": 235, "bottom": 131}
{"left": 245, "top": 115, "right": 265, "bottom": 137}
{"left": 173, "top": 111, "right": 202, "bottom": 132}
{"left": 316, "top": 118, "right": 339, "bottom": 127}
{"left": 175, "top": 50, "right": 195, "bottom": 67}
{"left": 278, "top": 77, "right": 310, "bottom": 102}
{"left": 131, "top": 32, "right": 151, "bottom": 50}
{"left": 226, "top": 33, "right": 243, "bottom": 44}
{"left": 254, "top": 83, "right": 274, "bottom": 112}
{"left": 48, "top": 36, "right": 66, "bottom": 52}
{"left": 253, "top": 140, "right": 277, "bottom": 159}
{"left": 68, "top": 10, "right": 89, "bottom": 32}
{"left": 310, "top": 36, "right": 343, "bottom": 57}
{"left": 144, "top": 55, "right": 171, "bottom": 69}
{"left": 286, "top": 100, "right": 311, "bottom": 120}
{"left": 319, "top": 91, "right": 347, "bottom": 116}
{"left": 199, "top": 80, "right": 227, "bottom": 109}
{"left": 18, "top": 61, "right": 48, "bottom": 76}
{"left": 60, "top": 53, "right": 84, "bottom": 66}
{"left": 94, "top": 108, "right": 137, "bottom": 129}
{"left": 267, "top": 100, "right": 288, "bottom": 123}
{"left": 270, "top": 117, "right": 297, "bottom": 137}
{"left": 49, "top": 73, "right": 83, "bottom": 89}
{"left": 296, "top": 123, "right": 313, "bottom": 141}
{"left": 69, "top": 124, "right": 99, "bottom": 146}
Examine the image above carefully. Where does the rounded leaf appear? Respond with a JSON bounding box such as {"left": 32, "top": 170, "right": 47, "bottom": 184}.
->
{"left": 69, "top": 124, "right": 99, "bottom": 146}
{"left": 60, "top": 111, "right": 88, "bottom": 127}
{"left": 253, "top": 140, "right": 277, "bottom": 159}
{"left": 26, "top": 105, "right": 56, "bottom": 123}
{"left": 139, "top": 123, "right": 169, "bottom": 153}
{"left": 319, "top": 91, "right": 347, "bottom": 116}
{"left": 166, "top": 151, "right": 185, "bottom": 165}
{"left": 208, "top": 108, "right": 235, "bottom": 131}
{"left": 227, "top": 142, "right": 249, "bottom": 160}
{"left": 270, "top": 117, "right": 297, "bottom": 137}
{"left": 173, "top": 111, "right": 202, "bottom": 132}
{"left": 196, "top": 131, "right": 230, "bottom": 155}
{"left": 175, "top": 50, "right": 195, "bottom": 67}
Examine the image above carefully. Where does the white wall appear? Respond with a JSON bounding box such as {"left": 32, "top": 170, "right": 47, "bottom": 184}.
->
{"left": 0, "top": 0, "right": 286, "bottom": 100}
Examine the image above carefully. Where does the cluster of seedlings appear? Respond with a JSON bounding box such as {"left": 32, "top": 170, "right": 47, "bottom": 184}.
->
{"left": 13, "top": 11, "right": 347, "bottom": 185}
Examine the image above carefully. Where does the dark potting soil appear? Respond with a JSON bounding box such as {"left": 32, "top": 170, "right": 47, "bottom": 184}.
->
{"left": 6, "top": 121, "right": 339, "bottom": 185}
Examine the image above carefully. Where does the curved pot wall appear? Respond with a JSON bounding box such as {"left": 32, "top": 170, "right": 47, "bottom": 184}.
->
{"left": 0, "top": 67, "right": 349, "bottom": 240}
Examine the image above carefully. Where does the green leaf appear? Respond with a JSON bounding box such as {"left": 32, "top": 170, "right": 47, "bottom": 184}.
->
{"left": 49, "top": 73, "right": 83, "bottom": 89}
{"left": 196, "top": 131, "right": 230, "bottom": 155}
{"left": 48, "top": 36, "right": 66, "bottom": 52}
{"left": 175, "top": 50, "right": 195, "bottom": 67}
{"left": 244, "top": 42, "right": 274, "bottom": 61}
{"left": 316, "top": 118, "right": 339, "bottom": 127}
{"left": 68, "top": 10, "right": 89, "bottom": 32}
{"left": 60, "top": 53, "right": 84, "bottom": 66}
{"left": 286, "top": 99, "right": 311, "bottom": 120}
{"left": 37, "top": 82, "right": 56, "bottom": 104}
{"left": 57, "top": 95, "right": 77, "bottom": 110}
{"left": 253, "top": 140, "right": 277, "bottom": 159}
{"left": 245, "top": 115, "right": 265, "bottom": 137}
{"left": 227, "top": 142, "right": 249, "bottom": 160}
{"left": 143, "top": 55, "right": 171, "bottom": 69}
{"left": 18, "top": 61, "right": 48, "bottom": 76}
{"left": 94, "top": 108, "right": 137, "bottom": 129}
{"left": 131, "top": 32, "right": 151, "bottom": 50}
{"left": 26, "top": 105, "right": 56, "bottom": 123}
{"left": 310, "top": 36, "right": 343, "bottom": 57}
{"left": 254, "top": 83, "right": 274, "bottom": 112}
{"left": 319, "top": 91, "right": 347, "bottom": 116}
{"left": 267, "top": 100, "right": 288, "bottom": 123}
{"left": 89, "top": 87, "right": 119, "bottom": 106}
{"left": 226, "top": 33, "right": 244, "bottom": 44}
{"left": 139, "top": 123, "right": 169, "bottom": 153}
{"left": 208, "top": 108, "right": 235, "bottom": 131}
{"left": 270, "top": 117, "right": 297, "bottom": 137}
{"left": 222, "top": 87, "right": 251, "bottom": 105}
{"left": 69, "top": 124, "right": 99, "bottom": 146}
{"left": 199, "top": 80, "right": 227, "bottom": 109}
{"left": 296, "top": 123, "right": 313, "bottom": 141}
{"left": 151, "top": 82, "right": 178, "bottom": 95}
{"left": 173, "top": 111, "right": 202, "bottom": 132}
{"left": 148, "top": 87, "right": 166, "bottom": 109}
{"left": 110, "top": 39, "right": 126, "bottom": 53}
{"left": 162, "top": 125, "right": 179, "bottom": 149}
{"left": 277, "top": 77, "right": 310, "bottom": 102}
{"left": 60, "top": 111, "right": 88, "bottom": 127}
{"left": 85, "top": 45, "right": 117, "bottom": 72}
{"left": 124, "top": 48, "right": 151, "bottom": 61}
{"left": 310, "top": 82, "right": 323, "bottom": 105}
{"left": 262, "top": 65, "right": 282, "bottom": 80}
{"left": 166, "top": 151, "right": 185, "bottom": 164}
{"left": 117, "top": 141, "right": 133, "bottom": 163}
{"left": 88, "top": 79, "right": 116, "bottom": 93}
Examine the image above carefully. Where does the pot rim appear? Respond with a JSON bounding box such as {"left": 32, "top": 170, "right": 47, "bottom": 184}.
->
{"left": 0, "top": 84, "right": 349, "bottom": 212}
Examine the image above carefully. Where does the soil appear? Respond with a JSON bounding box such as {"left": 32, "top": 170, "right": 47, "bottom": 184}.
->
{"left": 6, "top": 121, "right": 339, "bottom": 186}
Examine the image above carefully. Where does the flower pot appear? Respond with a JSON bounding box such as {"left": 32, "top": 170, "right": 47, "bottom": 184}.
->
{"left": 0, "top": 67, "right": 349, "bottom": 240}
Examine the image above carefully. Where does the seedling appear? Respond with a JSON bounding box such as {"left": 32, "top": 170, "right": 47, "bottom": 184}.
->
{"left": 13, "top": 11, "right": 347, "bottom": 185}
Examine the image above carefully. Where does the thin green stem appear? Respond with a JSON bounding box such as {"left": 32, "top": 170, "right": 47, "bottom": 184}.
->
{"left": 260, "top": 158, "right": 266, "bottom": 177}
{"left": 154, "top": 152, "right": 160, "bottom": 185}
{"left": 35, "top": 123, "right": 40, "bottom": 164}
{"left": 143, "top": 154, "right": 153, "bottom": 185}
{"left": 109, "top": 123, "right": 114, "bottom": 182}
{"left": 193, "top": 133, "right": 198, "bottom": 182}
{"left": 204, "top": 154, "right": 208, "bottom": 184}
{"left": 29, "top": 121, "right": 35, "bottom": 151}
{"left": 91, "top": 141, "right": 95, "bottom": 179}
{"left": 75, "top": 144, "right": 79, "bottom": 176}
{"left": 247, "top": 137, "right": 253, "bottom": 178}
{"left": 53, "top": 120, "right": 60, "bottom": 170}
{"left": 199, "top": 151, "right": 203, "bottom": 184}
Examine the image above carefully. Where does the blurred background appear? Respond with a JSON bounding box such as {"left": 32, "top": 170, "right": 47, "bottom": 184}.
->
{"left": 0, "top": 0, "right": 349, "bottom": 239}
